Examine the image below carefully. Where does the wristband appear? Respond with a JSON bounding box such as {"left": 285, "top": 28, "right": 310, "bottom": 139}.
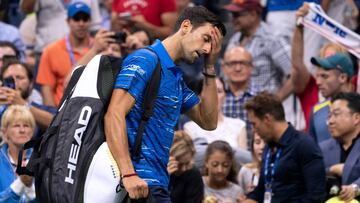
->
{"left": 202, "top": 71, "right": 216, "bottom": 78}
{"left": 121, "top": 173, "right": 137, "bottom": 179}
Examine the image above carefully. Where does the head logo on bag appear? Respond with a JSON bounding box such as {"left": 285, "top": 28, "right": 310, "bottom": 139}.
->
{"left": 65, "top": 106, "right": 92, "bottom": 184}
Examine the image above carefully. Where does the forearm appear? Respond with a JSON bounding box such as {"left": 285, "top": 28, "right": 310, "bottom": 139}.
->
{"left": 138, "top": 22, "right": 172, "bottom": 40}
{"left": 41, "top": 86, "right": 56, "bottom": 107}
{"left": 276, "top": 77, "right": 293, "bottom": 101}
{"left": 20, "top": 0, "right": 37, "bottom": 14}
{"left": 104, "top": 110, "right": 135, "bottom": 175}
{"left": 198, "top": 66, "right": 218, "bottom": 130}
{"left": 292, "top": 26, "right": 310, "bottom": 93}
{"left": 30, "top": 106, "right": 54, "bottom": 130}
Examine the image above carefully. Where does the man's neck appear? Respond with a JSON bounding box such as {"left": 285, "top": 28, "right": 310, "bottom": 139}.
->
{"left": 228, "top": 81, "right": 249, "bottom": 97}
{"left": 271, "top": 121, "right": 289, "bottom": 144}
{"left": 341, "top": 129, "right": 360, "bottom": 150}
{"left": 241, "top": 19, "right": 260, "bottom": 39}
{"left": 162, "top": 36, "right": 179, "bottom": 62}
{"left": 69, "top": 33, "right": 89, "bottom": 49}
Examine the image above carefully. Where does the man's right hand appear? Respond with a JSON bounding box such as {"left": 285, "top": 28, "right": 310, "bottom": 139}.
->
{"left": 296, "top": 2, "right": 310, "bottom": 19}
{"left": 122, "top": 175, "right": 149, "bottom": 199}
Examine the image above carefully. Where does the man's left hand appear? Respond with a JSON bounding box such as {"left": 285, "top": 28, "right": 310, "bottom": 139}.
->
{"left": 339, "top": 185, "right": 356, "bottom": 202}
{"left": 205, "top": 26, "right": 223, "bottom": 68}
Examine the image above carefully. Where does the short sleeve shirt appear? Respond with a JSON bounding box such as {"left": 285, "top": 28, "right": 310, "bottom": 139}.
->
{"left": 114, "top": 39, "right": 199, "bottom": 188}
{"left": 112, "top": 0, "right": 176, "bottom": 26}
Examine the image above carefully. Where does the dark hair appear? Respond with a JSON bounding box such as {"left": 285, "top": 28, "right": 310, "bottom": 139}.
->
{"left": 0, "top": 41, "right": 20, "bottom": 59}
{"left": 0, "top": 60, "right": 33, "bottom": 82}
{"left": 331, "top": 92, "right": 360, "bottom": 113}
{"left": 174, "top": 6, "right": 226, "bottom": 37}
{"left": 203, "top": 140, "right": 238, "bottom": 184}
{"left": 245, "top": 91, "right": 285, "bottom": 121}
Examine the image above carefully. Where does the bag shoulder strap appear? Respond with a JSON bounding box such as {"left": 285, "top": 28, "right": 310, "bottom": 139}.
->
{"left": 132, "top": 47, "right": 162, "bottom": 163}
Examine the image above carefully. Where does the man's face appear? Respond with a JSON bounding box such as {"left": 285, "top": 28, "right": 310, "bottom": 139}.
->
{"left": 248, "top": 110, "right": 271, "bottom": 143}
{"left": 68, "top": 13, "right": 91, "bottom": 40}
{"left": 221, "top": 48, "right": 252, "bottom": 84}
{"left": 315, "top": 67, "right": 345, "bottom": 98}
{"left": 328, "top": 100, "right": 359, "bottom": 140}
{"left": 231, "top": 10, "right": 253, "bottom": 32}
{"left": 0, "top": 47, "right": 16, "bottom": 68}
{"left": 181, "top": 22, "right": 213, "bottom": 63}
{"left": 101, "top": 43, "right": 122, "bottom": 58}
{"left": 2, "top": 64, "right": 31, "bottom": 99}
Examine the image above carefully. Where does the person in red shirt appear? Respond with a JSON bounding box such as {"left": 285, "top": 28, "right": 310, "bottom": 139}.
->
{"left": 111, "top": 0, "right": 177, "bottom": 39}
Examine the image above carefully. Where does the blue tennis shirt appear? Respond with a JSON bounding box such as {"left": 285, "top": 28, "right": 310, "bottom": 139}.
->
{"left": 114, "top": 39, "right": 200, "bottom": 188}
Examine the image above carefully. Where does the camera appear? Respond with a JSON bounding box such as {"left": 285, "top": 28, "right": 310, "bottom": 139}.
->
{"left": 3, "top": 77, "right": 15, "bottom": 89}
{"left": 111, "top": 32, "right": 127, "bottom": 43}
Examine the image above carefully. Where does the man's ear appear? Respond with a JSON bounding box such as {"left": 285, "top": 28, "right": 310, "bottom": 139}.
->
{"left": 180, "top": 19, "right": 192, "bottom": 35}
{"left": 338, "top": 73, "right": 348, "bottom": 84}
{"left": 354, "top": 112, "right": 360, "bottom": 126}
{"left": 263, "top": 113, "right": 273, "bottom": 125}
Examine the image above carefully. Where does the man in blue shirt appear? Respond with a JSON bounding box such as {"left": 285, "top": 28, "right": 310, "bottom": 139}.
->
{"left": 104, "top": 6, "right": 226, "bottom": 202}
{"left": 243, "top": 92, "right": 326, "bottom": 203}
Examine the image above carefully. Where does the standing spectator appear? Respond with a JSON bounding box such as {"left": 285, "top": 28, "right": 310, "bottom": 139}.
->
{"left": 0, "top": 105, "right": 36, "bottom": 202}
{"left": 20, "top": 0, "right": 102, "bottom": 54}
{"left": 320, "top": 92, "right": 360, "bottom": 202}
{"left": 224, "top": 0, "right": 291, "bottom": 97}
{"left": 36, "top": 2, "right": 93, "bottom": 107}
{"left": 242, "top": 92, "right": 326, "bottom": 203}
{"left": 168, "top": 131, "right": 204, "bottom": 203}
{"left": 237, "top": 133, "right": 265, "bottom": 195}
{"left": 104, "top": 6, "right": 226, "bottom": 202}
{"left": 293, "top": 3, "right": 355, "bottom": 143}
{"left": 0, "top": 22, "right": 25, "bottom": 59}
{"left": 99, "top": 0, "right": 113, "bottom": 30}
{"left": 0, "top": 60, "right": 55, "bottom": 130}
{"left": 111, "top": 0, "right": 177, "bottom": 39}
{"left": 202, "top": 140, "right": 244, "bottom": 203}
{"left": 221, "top": 46, "right": 260, "bottom": 147}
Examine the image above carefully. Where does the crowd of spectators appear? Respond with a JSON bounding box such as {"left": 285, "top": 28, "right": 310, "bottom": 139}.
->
{"left": 1, "top": 0, "right": 360, "bottom": 202}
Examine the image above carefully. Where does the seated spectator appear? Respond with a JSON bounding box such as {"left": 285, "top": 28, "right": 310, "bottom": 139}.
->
{"left": 0, "top": 105, "right": 36, "bottom": 202}
{"left": 36, "top": 2, "right": 93, "bottom": 107}
{"left": 0, "top": 22, "right": 25, "bottom": 59}
{"left": 167, "top": 131, "right": 203, "bottom": 203}
{"left": 221, "top": 46, "right": 260, "bottom": 148}
{"left": 0, "top": 60, "right": 55, "bottom": 130}
{"left": 0, "top": 41, "right": 19, "bottom": 70}
{"left": 320, "top": 92, "right": 360, "bottom": 202}
{"left": 122, "top": 29, "right": 152, "bottom": 56}
{"left": 237, "top": 132, "right": 264, "bottom": 196}
{"left": 293, "top": 3, "right": 356, "bottom": 143}
{"left": 202, "top": 140, "right": 244, "bottom": 203}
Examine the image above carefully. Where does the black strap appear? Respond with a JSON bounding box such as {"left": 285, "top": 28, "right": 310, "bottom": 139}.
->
{"left": 132, "top": 48, "right": 162, "bottom": 163}
{"left": 59, "top": 66, "right": 85, "bottom": 106}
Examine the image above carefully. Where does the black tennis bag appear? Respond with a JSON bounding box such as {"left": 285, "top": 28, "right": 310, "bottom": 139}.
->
{"left": 17, "top": 49, "right": 161, "bottom": 203}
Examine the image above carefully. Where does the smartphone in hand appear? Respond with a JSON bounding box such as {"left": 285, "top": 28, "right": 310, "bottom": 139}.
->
{"left": 3, "top": 77, "right": 15, "bottom": 89}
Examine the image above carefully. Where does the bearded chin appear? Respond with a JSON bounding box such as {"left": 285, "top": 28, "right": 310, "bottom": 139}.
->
{"left": 21, "top": 89, "right": 31, "bottom": 100}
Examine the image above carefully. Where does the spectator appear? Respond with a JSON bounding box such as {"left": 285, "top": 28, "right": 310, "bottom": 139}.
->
{"left": 202, "top": 140, "right": 243, "bottom": 203}
{"left": 167, "top": 131, "right": 204, "bottom": 203}
{"left": 20, "top": 0, "right": 102, "bottom": 54}
{"left": 0, "top": 22, "right": 25, "bottom": 60}
{"left": 122, "top": 29, "right": 152, "bottom": 56}
{"left": 0, "top": 105, "right": 36, "bottom": 202}
{"left": 0, "top": 41, "right": 19, "bottom": 70}
{"left": 291, "top": 4, "right": 354, "bottom": 143}
{"left": 320, "top": 92, "right": 360, "bottom": 202}
{"left": 221, "top": 46, "right": 260, "bottom": 148}
{"left": 237, "top": 132, "right": 265, "bottom": 195}
{"left": 99, "top": 0, "right": 113, "bottom": 30}
{"left": 0, "top": 60, "right": 55, "bottom": 130}
{"left": 111, "top": 0, "right": 177, "bottom": 39}
{"left": 224, "top": 0, "right": 292, "bottom": 98}
{"left": 36, "top": 2, "right": 93, "bottom": 107}
{"left": 243, "top": 92, "right": 326, "bottom": 203}
{"left": 184, "top": 77, "right": 247, "bottom": 150}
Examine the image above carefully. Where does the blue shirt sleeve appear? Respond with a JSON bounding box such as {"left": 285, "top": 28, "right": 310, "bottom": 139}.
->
{"left": 180, "top": 78, "right": 200, "bottom": 113}
{"left": 114, "top": 50, "right": 158, "bottom": 101}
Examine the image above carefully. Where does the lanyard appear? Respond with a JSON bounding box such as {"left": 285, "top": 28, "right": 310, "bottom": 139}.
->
{"left": 65, "top": 34, "right": 77, "bottom": 66}
{"left": 264, "top": 147, "right": 282, "bottom": 190}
